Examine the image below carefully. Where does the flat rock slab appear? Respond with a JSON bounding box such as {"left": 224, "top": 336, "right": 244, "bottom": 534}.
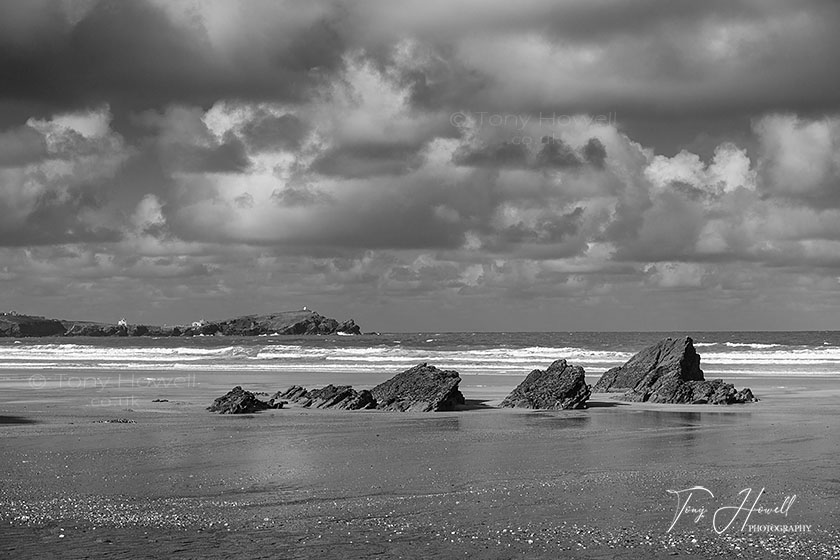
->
{"left": 273, "top": 385, "right": 375, "bottom": 410}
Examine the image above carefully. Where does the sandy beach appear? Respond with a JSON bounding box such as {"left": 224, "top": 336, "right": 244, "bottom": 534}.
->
{"left": 1, "top": 369, "right": 838, "bottom": 559}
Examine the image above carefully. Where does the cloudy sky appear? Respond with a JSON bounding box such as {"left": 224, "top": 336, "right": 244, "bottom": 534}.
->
{"left": 2, "top": 0, "right": 840, "bottom": 331}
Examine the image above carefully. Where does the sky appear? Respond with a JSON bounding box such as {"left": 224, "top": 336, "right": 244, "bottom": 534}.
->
{"left": 1, "top": 0, "right": 840, "bottom": 331}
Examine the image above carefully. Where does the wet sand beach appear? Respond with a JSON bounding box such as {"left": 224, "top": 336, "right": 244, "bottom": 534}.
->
{"left": 1, "top": 370, "right": 838, "bottom": 559}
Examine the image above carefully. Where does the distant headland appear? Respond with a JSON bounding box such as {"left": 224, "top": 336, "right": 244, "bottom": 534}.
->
{"left": 0, "top": 309, "right": 361, "bottom": 338}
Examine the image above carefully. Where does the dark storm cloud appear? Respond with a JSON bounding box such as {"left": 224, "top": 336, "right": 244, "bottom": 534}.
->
{"left": 611, "top": 189, "right": 707, "bottom": 262}
{"left": 353, "top": 0, "right": 762, "bottom": 41}
{"left": 360, "top": 0, "right": 840, "bottom": 126}
{"left": 240, "top": 113, "right": 307, "bottom": 152}
{"left": 3, "top": 0, "right": 837, "bottom": 131}
{"left": 0, "top": 188, "right": 121, "bottom": 246}
{"left": 310, "top": 142, "right": 423, "bottom": 178}
{"left": 0, "top": 0, "right": 347, "bottom": 120}
{"left": 0, "top": 125, "right": 47, "bottom": 167}
{"left": 270, "top": 186, "right": 333, "bottom": 207}
{"left": 534, "top": 138, "right": 583, "bottom": 169}
{"left": 512, "top": 207, "right": 585, "bottom": 244}
{"left": 452, "top": 141, "right": 530, "bottom": 169}
{"left": 177, "top": 133, "right": 250, "bottom": 174}
{"left": 582, "top": 138, "right": 607, "bottom": 168}
{"left": 394, "top": 56, "right": 493, "bottom": 113}
{"left": 452, "top": 138, "right": 607, "bottom": 170}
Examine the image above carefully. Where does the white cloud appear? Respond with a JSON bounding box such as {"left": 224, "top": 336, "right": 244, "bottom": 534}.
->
{"left": 755, "top": 114, "right": 840, "bottom": 199}
{"left": 645, "top": 142, "right": 755, "bottom": 195}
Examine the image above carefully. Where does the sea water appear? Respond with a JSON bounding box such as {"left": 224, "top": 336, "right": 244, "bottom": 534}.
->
{"left": 1, "top": 332, "right": 839, "bottom": 379}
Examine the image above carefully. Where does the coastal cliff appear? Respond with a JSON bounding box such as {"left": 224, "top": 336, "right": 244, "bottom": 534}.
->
{"left": 0, "top": 314, "right": 66, "bottom": 337}
{"left": 0, "top": 310, "right": 361, "bottom": 337}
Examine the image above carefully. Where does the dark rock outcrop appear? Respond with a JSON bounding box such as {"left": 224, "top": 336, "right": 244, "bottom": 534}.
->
{"left": 129, "top": 325, "right": 150, "bottom": 336}
{"left": 336, "top": 320, "right": 362, "bottom": 335}
{"left": 593, "top": 337, "right": 703, "bottom": 393}
{"left": 212, "top": 310, "right": 358, "bottom": 336}
{"left": 272, "top": 384, "right": 376, "bottom": 410}
{"left": 207, "top": 386, "right": 271, "bottom": 414}
{"left": 371, "top": 363, "right": 465, "bottom": 412}
{"left": 681, "top": 380, "right": 757, "bottom": 405}
{"left": 593, "top": 337, "right": 756, "bottom": 405}
{"left": 0, "top": 315, "right": 66, "bottom": 337}
{"left": 64, "top": 323, "right": 128, "bottom": 337}
{"left": 274, "top": 364, "right": 466, "bottom": 412}
{"left": 500, "top": 359, "right": 591, "bottom": 410}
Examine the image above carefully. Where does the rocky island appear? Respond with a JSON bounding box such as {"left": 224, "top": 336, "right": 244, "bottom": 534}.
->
{"left": 0, "top": 309, "right": 361, "bottom": 337}
{"left": 592, "top": 337, "right": 757, "bottom": 404}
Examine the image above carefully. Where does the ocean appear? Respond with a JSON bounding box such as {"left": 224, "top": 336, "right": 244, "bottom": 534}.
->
{"left": 2, "top": 331, "right": 840, "bottom": 379}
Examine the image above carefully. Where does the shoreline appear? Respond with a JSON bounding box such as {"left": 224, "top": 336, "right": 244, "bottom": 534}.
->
{"left": 2, "top": 373, "right": 838, "bottom": 559}
{"left": 1, "top": 356, "right": 838, "bottom": 559}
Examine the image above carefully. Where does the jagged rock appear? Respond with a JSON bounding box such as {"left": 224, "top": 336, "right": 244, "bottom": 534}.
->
{"left": 500, "top": 359, "right": 591, "bottom": 410}
{"left": 276, "top": 365, "right": 466, "bottom": 413}
{"left": 593, "top": 337, "right": 703, "bottom": 393}
{"left": 129, "top": 325, "right": 150, "bottom": 336}
{"left": 734, "top": 387, "right": 757, "bottom": 403}
{"left": 64, "top": 324, "right": 107, "bottom": 336}
{"left": 593, "top": 337, "right": 756, "bottom": 405}
{"left": 342, "top": 390, "right": 376, "bottom": 410}
{"left": 336, "top": 319, "right": 361, "bottom": 335}
{"left": 682, "top": 380, "right": 757, "bottom": 405}
{"left": 207, "top": 386, "right": 271, "bottom": 414}
{"left": 273, "top": 385, "right": 308, "bottom": 404}
{"left": 0, "top": 315, "right": 66, "bottom": 337}
{"left": 62, "top": 323, "right": 128, "bottom": 336}
{"left": 271, "top": 384, "right": 376, "bottom": 410}
{"left": 371, "top": 363, "right": 465, "bottom": 412}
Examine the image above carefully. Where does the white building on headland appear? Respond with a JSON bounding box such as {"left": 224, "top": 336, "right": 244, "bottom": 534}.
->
{"left": 117, "top": 318, "right": 128, "bottom": 327}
